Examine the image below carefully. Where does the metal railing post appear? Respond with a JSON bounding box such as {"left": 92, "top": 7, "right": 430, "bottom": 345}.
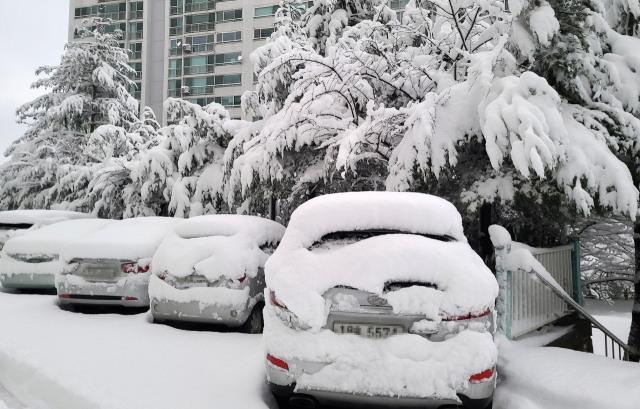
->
{"left": 495, "top": 241, "right": 512, "bottom": 339}
{"left": 569, "top": 236, "right": 583, "bottom": 306}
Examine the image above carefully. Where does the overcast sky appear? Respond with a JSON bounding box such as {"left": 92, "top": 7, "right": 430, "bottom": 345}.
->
{"left": 0, "top": 0, "right": 69, "bottom": 163}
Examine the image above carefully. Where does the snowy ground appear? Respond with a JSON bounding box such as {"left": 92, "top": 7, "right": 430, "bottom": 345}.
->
{"left": 0, "top": 289, "right": 638, "bottom": 409}
{"left": 584, "top": 298, "right": 633, "bottom": 357}
{"left": 0, "top": 289, "right": 274, "bottom": 409}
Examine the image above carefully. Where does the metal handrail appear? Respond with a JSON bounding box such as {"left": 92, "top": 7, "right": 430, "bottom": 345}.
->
{"left": 184, "top": 65, "right": 214, "bottom": 75}
{"left": 525, "top": 267, "right": 634, "bottom": 361}
{"left": 185, "top": 2, "right": 215, "bottom": 12}
{"left": 185, "top": 22, "right": 215, "bottom": 33}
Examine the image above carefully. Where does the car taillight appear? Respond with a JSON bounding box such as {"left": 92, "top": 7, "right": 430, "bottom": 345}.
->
{"left": 157, "top": 272, "right": 167, "bottom": 281}
{"left": 443, "top": 309, "right": 491, "bottom": 321}
{"left": 59, "top": 294, "right": 70, "bottom": 299}
{"left": 238, "top": 275, "right": 246, "bottom": 283}
{"left": 267, "top": 354, "right": 289, "bottom": 371}
{"left": 270, "top": 289, "right": 288, "bottom": 310}
{"left": 121, "top": 263, "right": 149, "bottom": 274}
{"left": 122, "top": 297, "right": 138, "bottom": 301}
{"left": 470, "top": 366, "right": 495, "bottom": 383}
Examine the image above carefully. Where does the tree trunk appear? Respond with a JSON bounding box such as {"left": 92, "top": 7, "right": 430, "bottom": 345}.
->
{"left": 480, "top": 202, "right": 493, "bottom": 268}
{"left": 627, "top": 222, "right": 640, "bottom": 361}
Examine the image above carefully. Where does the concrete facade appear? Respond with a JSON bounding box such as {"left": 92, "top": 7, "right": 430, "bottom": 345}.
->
{"left": 68, "top": 0, "right": 301, "bottom": 124}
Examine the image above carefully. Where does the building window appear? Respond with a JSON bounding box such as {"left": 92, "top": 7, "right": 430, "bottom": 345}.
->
{"left": 389, "top": 0, "right": 410, "bottom": 9}
{"left": 129, "top": 22, "right": 143, "bottom": 40}
{"left": 214, "top": 74, "right": 242, "bottom": 86}
{"left": 216, "top": 9, "right": 242, "bottom": 22}
{"left": 170, "top": 0, "right": 184, "bottom": 15}
{"left": 129, "top": 62, "right": 142, "bottom": 80}
{"left": 168, "top": 79, "right": 182, "bottom": 97}
{"left": 183, "top": 76, "right": 213, "bottom": 95}
{"left": 396, "top": 11, "right": 404, "bottom": 21}
{"left": 253, "top": 116, "right": 263, "bottom": 122}
{"left": 216, "top": 31, "right": 242, "bottom": 43}
{"left": 214, "top": 96, "right": 242, "bottom": 107}
{"left": 129, "top": 42, "right": 142, "bottom": 60}
{"left": 184, "top": 55, "right": 215, "bottom": 75}
{"left": 254, "top": 5, "right": 279, "bottom": 17}
{"left": 188, "top": 97, "right": 215, "bottom": 106}
{"left": 185, "top": 13, "right": 215, "bottom": 33}
{"left": 169, "top": 59, "right": 183, "bottom": 77}
{"left": 128, "top": 83, "right": 141, "bottom": 100}
{"left": 170, "top": 17, "right": 184, "bottom": 36}
{"left": 254, "top": 27, "right": 275, "bottom": 39}
{"left": 185, "top": 34, "right": 215, "bottom": 52}
{"left": 214, "top": 52, "right": 242, "bottom": 65}
{"left": 130, "top": 2, "right": 144, "bottom": 20}
{"left": 75, "top": 6, "right": 98, "bottom": 19}
{"left": 254, "top": 2, "right": 313, "bottom": 18}
{"left": 185, "top": 0, "right": 215, "bottom": 13}
{"left": 99, "top": 3, "right": 127, "bottom": 21}
{"left": 170, "top": 39, "right": 184, "bottom": 56}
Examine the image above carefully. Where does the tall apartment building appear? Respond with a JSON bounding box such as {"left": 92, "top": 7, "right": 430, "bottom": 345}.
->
{"left": 68, "top": 0, "right": 313, "bottom": 124}
{"left": 68, "top": 0, "right": 408, "bottom": 125}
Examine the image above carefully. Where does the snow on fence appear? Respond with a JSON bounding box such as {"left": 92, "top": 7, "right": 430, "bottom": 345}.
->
{"left": 509, "top": 244, "right": 576, "bottom": 338}
{"left": 492, "top": 228, "right": 582, "bottom": 340}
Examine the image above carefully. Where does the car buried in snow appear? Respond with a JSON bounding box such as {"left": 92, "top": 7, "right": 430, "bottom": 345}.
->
{"left": 148, "top": 215, "right": 285, "bottom": 334}
{"left": 0, "top": 210, "right": 96, "bottom": 289}
{"left": 264, "top": 192, "right": 499, "bottom": 409}
{"left": 56, "top": 217, "right": 182, "bottom": 307}
{"left": 0, "top": 219, "right": 114, "bottom": 290}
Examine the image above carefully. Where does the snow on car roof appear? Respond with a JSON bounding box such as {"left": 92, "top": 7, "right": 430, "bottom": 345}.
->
{"left": 0, "top": 210, "right": 94, "bottom": 225}
{"left": 3, "top": 219, "right": 115, "bottom": 257}
{"left": 152, "top": 215, "right": 286, "bottom": 281}
{"left": 60, "top": 217, "right": 183, "bottom": 262}
{"left": 281, "top": 192, "right": 466, "bottom": 248}
{"left": 266, "top": 193, "right": 497, "bottom": 329}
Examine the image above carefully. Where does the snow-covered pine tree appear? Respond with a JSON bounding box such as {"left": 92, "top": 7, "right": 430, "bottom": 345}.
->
{"left": 0, "top": 18, "right": 145, "bottom": 212}
{"left": 226, "top": 0, "right": 638, "bottom": 233}
{"left": 134, "top": 98, "right": 249, "bottom": 218}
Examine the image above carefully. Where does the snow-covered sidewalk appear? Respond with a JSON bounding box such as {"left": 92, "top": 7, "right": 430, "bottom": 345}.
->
{"left": 494, "top": 335, "right": 640, "bottom": 409}
{"left": 0, "top": 290, "right": 273, "bottom": 409}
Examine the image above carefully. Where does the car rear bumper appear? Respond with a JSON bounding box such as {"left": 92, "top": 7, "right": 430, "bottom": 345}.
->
{"left": 266, "top": 360, "right": 495, "bottom": 409}
{"left": 0, "top": 273, "right": 55, "bottom": 289}
{"left": 150, "top": 297, "right": 252, "bottom": 327}
{"left": 269, "top": 381, "right": 493, "bottom": 409}
{"left": 56, "top": 276, "right": 149, "bottom": 307}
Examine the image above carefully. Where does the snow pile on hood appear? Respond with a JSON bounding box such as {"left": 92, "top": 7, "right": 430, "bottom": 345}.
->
{"left": 60, "top": 217, "right": 182, "bottom": 262}
{"left": 2, "top": 219, "right": 114, "bottom": 257}
{"left": 0, "top": 210, "right": 93, "bottom": 226}
{"left": 266, "top": 192, "right": 497, "bottom": 329}
{"left": 152, "top": 215, "right": 285, "bottom": 281}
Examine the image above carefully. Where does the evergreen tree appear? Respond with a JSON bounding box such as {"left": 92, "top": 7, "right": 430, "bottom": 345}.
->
{"left": 0, "top": 19, "right": 149, "bottom": 212}
{"left": 134, "top": 99, "right": 249, "bottom": 218}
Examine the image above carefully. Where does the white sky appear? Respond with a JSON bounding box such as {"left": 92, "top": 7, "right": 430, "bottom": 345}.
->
{"left": 0, "top": 0, "right": 69, "bottom": 163}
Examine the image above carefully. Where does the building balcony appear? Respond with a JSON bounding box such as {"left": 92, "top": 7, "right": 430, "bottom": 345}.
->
{"left": 129, "top": 31, "right": 143, "bottom": 40}
{"left": 185, "top": 1, "right": 215, "bottom": 13}
{"left": 129, "top": 10, "right": 143, "bottom": 20}
{"left": 184, "top": 65, "right": 214, "bottom": 76}
{"left": 185, "top": 22, "right": 215, "bottom": 34}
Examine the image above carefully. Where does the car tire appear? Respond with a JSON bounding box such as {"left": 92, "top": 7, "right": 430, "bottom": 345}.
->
{"left": 272, "top": 394, "right": 293, "bottom": 409}
{"left": 239, "top": 302, "right": 264, "bottom": 334}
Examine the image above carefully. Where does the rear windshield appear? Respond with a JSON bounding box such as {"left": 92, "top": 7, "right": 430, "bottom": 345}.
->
{"left": 309, "top": 230, "right": 454, "bottom": 251}
{"left": 0, "top": 223, "right": 33, "bottom": 230}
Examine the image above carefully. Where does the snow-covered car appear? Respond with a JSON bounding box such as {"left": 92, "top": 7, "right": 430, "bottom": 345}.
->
{"left": 56, "top": 217, "right": 182, "bottom": 307}
{"left": 0, "top": 209, "right": 94, "bottom": 251}
{"left": 149, "top": 215, "right": 286, "bottom": 333}
{"left": 264, "top": 192, "right": 499, "bottom": 409}
{"left": 0, "top": 219, "right": 114, "bottom": 290}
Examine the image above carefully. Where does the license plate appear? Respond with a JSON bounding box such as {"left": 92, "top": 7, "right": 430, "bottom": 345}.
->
{"left": 333, "top": 323, "right": 404, "bottom": 338}
{"left": 83, "top": 266, "right": 117, "bottom": 279}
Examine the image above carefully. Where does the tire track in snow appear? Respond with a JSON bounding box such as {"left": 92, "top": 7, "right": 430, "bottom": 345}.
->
{"left": 0, "top": 381, "right": 26, "bottom": 409}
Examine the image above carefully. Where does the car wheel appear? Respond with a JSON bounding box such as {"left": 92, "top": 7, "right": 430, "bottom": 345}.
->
{"left": 240, "top": 302, "right": 264, "bottom": 334}
{"left": 273, "top": 394, "right": 292, "bottom": 409}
